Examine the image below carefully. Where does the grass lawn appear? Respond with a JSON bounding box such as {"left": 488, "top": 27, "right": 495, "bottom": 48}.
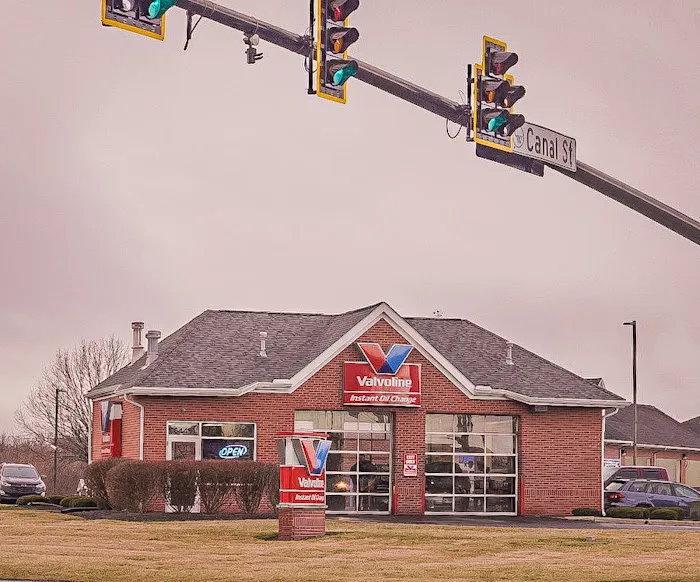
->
{"left": 1, "top": 506, "right": 699, "bottom": 582}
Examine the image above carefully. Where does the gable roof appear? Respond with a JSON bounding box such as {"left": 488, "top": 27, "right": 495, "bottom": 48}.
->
{"left": 682, "top": 415, "right": 700, "bottom": 437}
{"left": 87, "top": 302, "right": 626, "bottom": 407}
{"left": 605, "top": 404, "right": 700, "bottom": 450}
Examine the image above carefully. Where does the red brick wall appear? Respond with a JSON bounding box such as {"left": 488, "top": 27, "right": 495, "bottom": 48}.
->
{"left": 90, "top": 397, "right": 142, "bottom": 461}
{"left": 91, "top": 318, "right": 605, "bottom": 516}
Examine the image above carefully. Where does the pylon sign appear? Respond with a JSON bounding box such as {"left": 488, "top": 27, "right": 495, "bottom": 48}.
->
{"left": 473, "top": 36, "right": 526, "bottom": 153}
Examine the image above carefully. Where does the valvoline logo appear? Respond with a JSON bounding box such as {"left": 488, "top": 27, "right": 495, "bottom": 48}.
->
{"left": 299, "top": 439, "right": 331, "bottom": 476}
{"left": 357, "top": 342, "right": 414, "bottom": 374}
{"left": 218, "top": 444, "right": 248, "bottom": 459}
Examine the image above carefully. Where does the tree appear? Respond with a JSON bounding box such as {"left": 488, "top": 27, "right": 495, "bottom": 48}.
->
{"left": 14, "top": 336, "right": 129, "bottom": 464}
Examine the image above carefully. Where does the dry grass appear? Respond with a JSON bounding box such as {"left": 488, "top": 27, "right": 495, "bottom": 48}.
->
{"left": 1, "top": 506, "right": 699, "bottom": 582}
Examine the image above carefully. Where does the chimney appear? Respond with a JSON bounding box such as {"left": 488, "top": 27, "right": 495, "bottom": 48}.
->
{"left": 131, "top": 322, "right": 145, "bottom": 364}
{"left": 259, "top": 331, "right": 268, "bottom": 358}
{"left": 505, "top": 341, "right": 514, "bottom": 366}
{"left": 146, "top": 330, "right": 162, "bottom": 366}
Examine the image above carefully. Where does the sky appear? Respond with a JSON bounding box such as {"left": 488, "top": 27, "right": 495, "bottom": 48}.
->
{"left": 1, "top": 1, "right": 699, "bottom": 432}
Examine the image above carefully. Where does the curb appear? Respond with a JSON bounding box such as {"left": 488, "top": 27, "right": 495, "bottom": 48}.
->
{"left": 565, "top": 516, "right": 700, "bottom": 527}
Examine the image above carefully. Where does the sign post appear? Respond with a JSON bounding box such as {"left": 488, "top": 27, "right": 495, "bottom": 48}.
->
{"left": 276, "top": 431, "right": 331, "bottom": 540}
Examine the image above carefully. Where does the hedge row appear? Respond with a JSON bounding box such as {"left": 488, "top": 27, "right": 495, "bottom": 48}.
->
{"left": 84, "top": 459, "right": 279, "bottom": 514}
{"left": 16, "top": 495, "right": 97, "bottom": 508}
{"left": 605, "top": 506, "right": 684, "bottom": 520}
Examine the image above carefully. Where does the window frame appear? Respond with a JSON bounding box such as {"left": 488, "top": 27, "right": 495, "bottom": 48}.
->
{"left": 165, "top": 421, "right": 257, "bottom": 462}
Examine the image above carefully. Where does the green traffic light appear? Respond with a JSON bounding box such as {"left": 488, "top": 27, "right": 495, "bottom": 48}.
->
{"left": 148, "top": 0, "right": 176, "bottom": 19}
{"left": 332, "top": 62, "right": 358, "bottom": 86}
{"left": 487, "top": 112, "right": 507, "bottom": 132}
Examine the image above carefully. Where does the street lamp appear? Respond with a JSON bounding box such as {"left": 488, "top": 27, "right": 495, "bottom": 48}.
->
{"left": 623, "top": 321, "right": 638, "bottom": 465}
{"left": 53, "top": 388, "right": 67, "bottom": 494}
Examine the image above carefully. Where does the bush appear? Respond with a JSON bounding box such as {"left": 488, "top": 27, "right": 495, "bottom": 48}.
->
{"left": 571, "top": 507, "right": 602, "bottom": 517}
{"left": 231, "top": 461, "right": 269, "bottom": 514}
{"left": 649, "top": 507, "right": 684, "bottom": 521}
{"left": 45, "top": 495, "right": 66, "bottom": 505}
{"left": 107, "top": 461, "right": 160, "bottom": 513}
{"left": 16, "top": 495, "right": 46, "bottom": 506}
{"left": 605, "top": 506, "right": 649, "bottom": 519}
{"left": 263, "top": 463, "right": 280, "bottom": 515}
{"left": 85, "top": 457, "right": 126, "bottom": 509}
{"left": 690, "top": 500, "right": 700, "bottom": 521}
{"left": 159, "top": 461, "right": 198, "bottom": 513}
{"left": 197, "top": 461, "right": 235, "bottom": 514}
{"left": 60, "top": 495, "right": 86, "bottom": 508}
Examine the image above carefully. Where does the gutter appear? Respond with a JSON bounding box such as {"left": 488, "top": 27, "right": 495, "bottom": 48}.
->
{"left": 473, "top": 385, "right": 631, "bottom": 409}
{"left": 114, "top": 380, "right": 294, "bottom": 399}
{"left": 122, "top": 393, "right": 145, "bottom": 461}
{"left": 604, "top": 440, "right": 700, "bottom": 453}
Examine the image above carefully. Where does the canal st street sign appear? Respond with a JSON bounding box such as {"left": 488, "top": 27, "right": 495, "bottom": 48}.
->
{"left": 512, "top": 122, "right": 577, "bottom": 171}
{"left": 344, "top": 342, "right": 422, "bottom": 407}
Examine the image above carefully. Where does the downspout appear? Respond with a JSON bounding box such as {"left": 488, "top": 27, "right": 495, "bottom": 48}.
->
{"left": 87, "top": 398, "right": 93, "bottom": 465}
{"left": 601, "top": 407, "right": 620, "bottom": 515}
{"left": 123, "top": 393, "right": 145, "bottom": 461}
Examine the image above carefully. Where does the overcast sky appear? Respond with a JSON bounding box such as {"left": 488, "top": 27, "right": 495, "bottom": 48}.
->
{"left": 1, "top": 1, "right": 698, "bottom": 432}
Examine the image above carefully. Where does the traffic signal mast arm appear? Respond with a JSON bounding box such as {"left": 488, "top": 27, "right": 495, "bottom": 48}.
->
{"left": 171, "top": 0, "right": 700, "bottom": 247}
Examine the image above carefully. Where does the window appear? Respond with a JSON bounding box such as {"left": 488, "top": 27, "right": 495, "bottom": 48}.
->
{"left": 649, "top": 482, "right": 673, "bottom": 496}
{"left": 615, "top": 469, "right": 639, "bottom": 480}
{"left": 295, "top": 411, "right": 392, "bottom": 513}
{"left": 166, "top": 421, "right": 256, "bottom": 461}
{"left": 2, "top": 466, "right": 39, "bottom": 479}
{"left": 627, "top": 481, "right": 649, "bottom": 493}
{"left": 673, "top": 484, "right": 700, "bottom": 499}
{"left": 426, "top": 414, "right": 517, "bottom": 514}
{"left": 642, "top": 469, "right": 664, "bottom": 480}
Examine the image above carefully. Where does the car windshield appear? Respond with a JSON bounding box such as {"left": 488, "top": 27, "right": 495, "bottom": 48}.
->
{"left": 3, "top": 466, "right": 39, "bottom": 479}
{"left": 605, "top": 480, "right": 625, "bottom": 491}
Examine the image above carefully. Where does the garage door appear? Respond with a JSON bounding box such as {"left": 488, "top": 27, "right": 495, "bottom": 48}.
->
{"left": 686, "top": 460, "right": 700, "bottom": 487}
{"left": 655, "top": 458, "right": 680, "bottom": 482}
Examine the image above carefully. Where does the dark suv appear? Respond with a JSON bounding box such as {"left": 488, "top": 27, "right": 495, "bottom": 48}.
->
{"left": 0, "top": 463, "right": 46, "bottom": 502}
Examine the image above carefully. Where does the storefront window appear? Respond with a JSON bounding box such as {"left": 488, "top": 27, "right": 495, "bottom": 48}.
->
{"left": 425, "top": 414, "right": 517, "bottom": 514}
{"left": 295, "top": 410, "right": 392, "bottom": 514}
{"left": 166, "top": 421, "right": 256, "bottom": 461}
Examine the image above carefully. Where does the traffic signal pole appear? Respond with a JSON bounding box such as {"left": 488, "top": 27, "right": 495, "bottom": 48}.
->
{"left": 174, "top": 0, "right": 700, "bottom": 248}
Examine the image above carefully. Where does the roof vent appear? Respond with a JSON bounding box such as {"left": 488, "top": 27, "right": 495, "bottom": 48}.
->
{"left": 259, "top": 331, "right": 268, "bottom": 358}
{"left": 505, "top": 342, "right": 514, "bottom": 366}
{"left": 131, "top": 321, "right": 145, "bottom": 364}
{"left": 145, "top": 330, "right": 162, "bottom": 366}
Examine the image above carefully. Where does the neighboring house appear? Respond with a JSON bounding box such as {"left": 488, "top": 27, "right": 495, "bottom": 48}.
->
{"left": 604, "top": 404, "right": 700, "bottom": 486}
{"left": 682, "top": 415, "right": 700, "bottom": 438}
{"left": 86, "top": 301, "right": 627, "bottom": 516}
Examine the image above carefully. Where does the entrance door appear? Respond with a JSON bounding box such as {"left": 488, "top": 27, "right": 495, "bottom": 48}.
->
{"left": 165, "top": 438, "right": 201, "bottom": 513}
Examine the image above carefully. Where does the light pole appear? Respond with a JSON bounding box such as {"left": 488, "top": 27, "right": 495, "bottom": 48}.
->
{"left": 53, "top": 388, "right": 66, "bottom": 494}
{"left": 623, "top": 321, "right": 638, "bottom": 465}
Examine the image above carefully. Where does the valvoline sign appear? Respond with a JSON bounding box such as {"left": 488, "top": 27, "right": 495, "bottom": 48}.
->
{"left": 343, "top": 342, "right": 421, "bottom": 407}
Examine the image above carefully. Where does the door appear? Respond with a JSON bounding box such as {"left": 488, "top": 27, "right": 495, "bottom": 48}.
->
{"left": 165, "top": 438, "right": 201, "bottom": 513}
{"left": 647, "top": 481, "right": 676, "bottom": 508}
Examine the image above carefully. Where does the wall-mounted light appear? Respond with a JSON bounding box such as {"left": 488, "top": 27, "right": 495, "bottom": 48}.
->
{"left": 682, "top": 453, "right": 688, "bottom": 460}
{"left": 620, "top": 448, "right": 627, "bottom": 456}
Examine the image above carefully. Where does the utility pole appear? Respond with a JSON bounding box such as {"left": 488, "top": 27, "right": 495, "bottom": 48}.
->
{"left": 623, "top": 321, "right": 638, "bottom": 465}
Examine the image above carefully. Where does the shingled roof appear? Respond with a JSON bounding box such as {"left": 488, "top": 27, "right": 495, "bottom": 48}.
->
{"left": 87, "top": 302, "right": 626, "bottom": 406}
{"left": 605, "top": 404, "right": 700, "bottom": 449}
{"left": 682, "top": 415, "right": 700, "bottom": 437}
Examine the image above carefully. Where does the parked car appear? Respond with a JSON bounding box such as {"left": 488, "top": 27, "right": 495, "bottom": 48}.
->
{"left": 603, "top": 465, "right": 669, "bottom": 488}
{"left": 0, "top": 463, "right": 47, "bottom": 503}
{"left": 604, "top": 478, "right": 700, "bottom": 517}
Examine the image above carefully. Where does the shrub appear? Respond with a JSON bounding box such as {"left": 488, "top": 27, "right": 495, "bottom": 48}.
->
{"left": 649, "top": 507, "right": 684, "bottom": 521}
{"left": 68, "top": 497, "right": 98, "bottom": 509}
{"left": 690, "top": 500, "right": 700, "bottom": 521}
{"left": 571, "top": 507, "right": 602, "bottom": 517}
{"left": 60, "top": 495, "right": 86, "bottom": 508}
{"left": 107, "top": 461, "right": 160, "bottom": 513}
{"left": 231, "top": 461, "right": 269, "bottom": 514}
{"left": 197, "top": 461, "right": 235, "bottom": 514}
{"left": 45, "top": 495, "right": 66, "bottom": 505}
{"left": 85, "top": 457, "right": 126, "bottom": 509}
{"left": 16, "top": 495, "right": 46, "bottom": 506}
{"left": 263, "top": 463, "right": 280, "bottom": 515}
{"left": 159, "top": 461, "right": 198, "bottom": 513}
{"left": 605, "top": 506, "right": 649, "bottom": 519}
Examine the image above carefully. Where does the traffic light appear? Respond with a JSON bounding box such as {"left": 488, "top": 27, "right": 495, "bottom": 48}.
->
{"left": 317, "top": 0, "right": 361, "bottom": 104}
{"left": 101, "top": 0, "right": 174, "bottom": 41}
{"left": 473, "top": 36, "right": 527, "bottom": 152}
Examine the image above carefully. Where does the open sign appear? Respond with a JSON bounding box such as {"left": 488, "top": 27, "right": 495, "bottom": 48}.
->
{"left": 218, "top": 444, "right": 248, "bottom": 459}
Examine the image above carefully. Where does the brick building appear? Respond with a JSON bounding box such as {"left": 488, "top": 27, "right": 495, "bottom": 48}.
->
{"left": 604, "top": 404, "right": 700, "bottom": 487}
{"left": 86, "top": 302, "right": 628, "bottom": 516}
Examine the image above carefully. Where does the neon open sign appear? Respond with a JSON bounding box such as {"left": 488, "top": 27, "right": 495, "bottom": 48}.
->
{"left": 218, "top": 444, "right": 248, "bottom": 459}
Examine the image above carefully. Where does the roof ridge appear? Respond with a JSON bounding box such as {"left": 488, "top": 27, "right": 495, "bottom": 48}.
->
{"left": 204, "top": 302, "right": 384, "bottom": 318}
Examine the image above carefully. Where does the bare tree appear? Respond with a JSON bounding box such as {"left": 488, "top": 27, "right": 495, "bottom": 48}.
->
{"left": 14, "top": 336, "right": 129, "bottom": 463}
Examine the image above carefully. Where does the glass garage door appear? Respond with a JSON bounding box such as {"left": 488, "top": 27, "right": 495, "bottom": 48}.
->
{"left": 294, "top": 411, "right": 392, "bottom": 514}
{"left": 425, "top": 414, "right": 517, "bottom": 514}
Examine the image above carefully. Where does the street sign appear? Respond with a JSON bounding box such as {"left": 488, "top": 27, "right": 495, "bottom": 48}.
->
{"left": 512, "top": 122, "right": 577, "bottom": 171}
